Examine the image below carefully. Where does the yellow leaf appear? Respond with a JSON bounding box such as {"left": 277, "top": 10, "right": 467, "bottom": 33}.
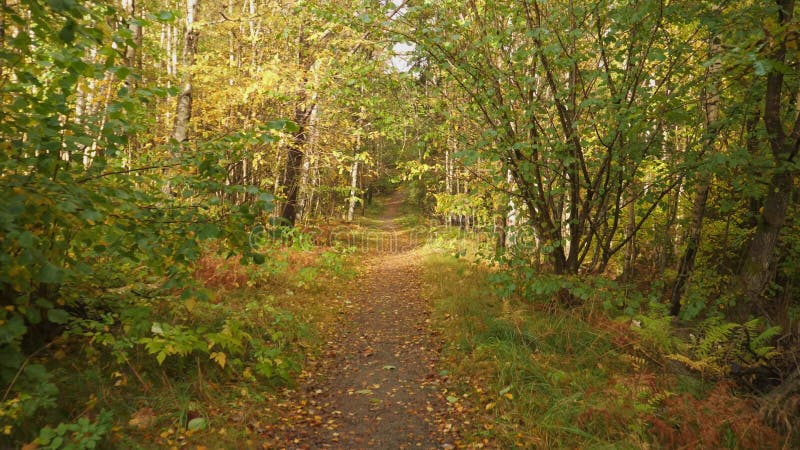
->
{"left": 503, "top": 393, "right": 514, "bottom": 400}
{"left": 211, "top": 351, "right": 227, "bottom": 369}
{"left": 184, "top": 298, "right": 197, "bottom": 313}
{"left": 243, "top": 367, "right": 254, "bottom": 381}
{"left": 485, "top": 402, "right": 496, "bottom": 411}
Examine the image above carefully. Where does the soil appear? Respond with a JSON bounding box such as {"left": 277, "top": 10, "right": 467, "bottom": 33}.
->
{"left": 261, "top": 191, "right": 462, "bottom": 449}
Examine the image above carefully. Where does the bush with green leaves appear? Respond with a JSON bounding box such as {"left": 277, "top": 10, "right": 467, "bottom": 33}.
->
{"left": 35, "top": 411, "right": 113, "bottom": 450}
{"left": 0, "top": 0, "right": 285, "bottom": 444}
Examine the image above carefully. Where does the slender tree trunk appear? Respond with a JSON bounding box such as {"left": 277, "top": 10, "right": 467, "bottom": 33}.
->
{"left": 505, "top": 169, "right": 518, "bottom": 249}
{"left": 622, "top": 191, "right": 637, "bottom": 281}
{"left": 446, "top": 139, "right": 455, "bottom": 225}
{"left": 171, "top": 22, "right": 178, "bottom": 78}
{"left": 172, "top": 0, "right": 199, "bottom": 146}
{"left": 279, "top": 26, "right": 315, "bottom": 226}
{"left": 280, "top": 122, "right": 306, "bottom": 226}
{"left": 122, "top": 0, "right": 141, "bottom": 70}
{"left": 347, "top": 104, "right": 366, "bottom": 222}
{"left": 670, "top": 34, "right": 722, "bottom": 315}
{"left": 121, "top": 0, "right": 141, "bottom": 167}
{"left": 298, "top": 155, "right": 312, "bottom": 220}
{"left": 227, "top": 0, "right": 235, "bottom": 88}
{"left": 298, "top": 103, "right": 319, "bottom": 220}
{"left": 163, "top": 0, "right": 199, "bottom": 195}
{"left": 272, "top": 151, "right": 283, "bottom": 212}
{"left": 670, "top": 182, "right": 710, "bottom": 315}
{"left": 660, "top": 174, "right": 682, "bottom": 271}
{"left": 347, "top": 158, "right": 359, "bottom": 222}
{"left": 0, "top": 0, "right": 6, "bottom": 78}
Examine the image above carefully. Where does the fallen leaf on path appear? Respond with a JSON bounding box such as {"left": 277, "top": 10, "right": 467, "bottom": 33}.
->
{"left": 187, "top": 417, "right": 207, "bottom": 431}
{"left": 128, "top": 407, "right": 156, "bottom": 429}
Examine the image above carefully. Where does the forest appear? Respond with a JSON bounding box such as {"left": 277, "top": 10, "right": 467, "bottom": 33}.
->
{"left": 1, "top": 0, "right": 799, "bottom": 448}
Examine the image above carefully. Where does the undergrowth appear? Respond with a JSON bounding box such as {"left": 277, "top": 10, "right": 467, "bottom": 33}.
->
{"left": 2, "top": 237, "right": 356, "bottom": 448}
{"left": 422, "top": 252, "right": 784, "bottom": 449}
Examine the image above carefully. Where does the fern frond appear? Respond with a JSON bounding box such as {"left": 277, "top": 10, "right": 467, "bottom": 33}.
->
{"left": 698, "top": 321, "right": 739, "bottom": 357}
{"left": 667, "top": 353, "right": 724, "bottom": 377}
{"left": 750, "top": 325, "right": 782, "bottom": 350}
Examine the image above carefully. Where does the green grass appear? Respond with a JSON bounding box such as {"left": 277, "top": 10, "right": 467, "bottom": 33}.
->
{"left": 422, "top": 252, "right": 656, "bottom": 448}
{"left": 361, "top": 196, "right": 387, "bottom": 219}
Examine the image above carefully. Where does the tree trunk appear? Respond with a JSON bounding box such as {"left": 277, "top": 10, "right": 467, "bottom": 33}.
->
{"left": 172, "top": 0, "right": 199, "bottom": 146}
{"left": 297, "top": 102, "right": 317, "bottom": 221}
{"left": 1, "top": 0, "right": 7, "bottom": 78}
{"left": 505, "top": 169, "right": 518, "bottom": 249}
{"left": 122, "top": 0, "right": 141, "bottom": 71}
{"left": 279, "top": 25, "right": 316, "bottom": 227}
{"left": 163, "top": 0, "right": 199, "bottom": 195}
{"left": 622, "top": 191, "right": 637, "bottom": 281}
{"left": 670, "top": 181, "right": 710, "bottom": 315}
{"left": 739, "top": 170, "right": 793, "bottom": 304}
{"left": 347, "top": 158, "right": 359, "bottom": 222}
{"left": 737, "top": 0, "right": 798, "bottom": 309}
{"left": 280, "top": 123, "right": 306, "bottom": 226}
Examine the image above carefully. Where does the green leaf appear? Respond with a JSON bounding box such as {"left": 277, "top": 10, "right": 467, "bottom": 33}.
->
{"left": 39, "top": 263, "right": 63, "bottom": 284}
{"left": 58, "top": 20, "right": 76, "bottom": 43}
{"left": 113, "top": 67, "right": 131, "bottom": 81}
{"left": 446, "top": 395, "right": 459, "bottom": 403}
{"left": 80, "top": 209, "right": 103, "bottom": 223}
{"left": 155, "top": 10, "right": 176, "bottom": 22}
{"left": 187, "top": 417, "right": 207, "bottom": 431}
{"left": 197, "top": 223, "right": 220, "bottom": 240}
{"left": 266, "top": 120, "right": 300, "bottom": 133}
{"left": 47, "top": 309, "right": 71, "bottom": 324}
{"left": 0, "top": 315, "right": 27, "bottom": 345}
{"left": 17, "top": 231, "right": 35, "bottom": 249}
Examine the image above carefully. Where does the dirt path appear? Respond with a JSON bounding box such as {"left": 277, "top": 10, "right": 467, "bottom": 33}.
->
{"left": 262, "top": 192, "right": 460, "bottom": 449}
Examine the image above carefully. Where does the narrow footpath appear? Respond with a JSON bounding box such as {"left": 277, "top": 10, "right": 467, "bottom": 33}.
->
{"left": 262, "top": 191, "right": 462, "bottom": 449}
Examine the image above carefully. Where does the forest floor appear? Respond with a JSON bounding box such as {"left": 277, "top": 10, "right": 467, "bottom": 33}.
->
{"left": 261, "top": 191, "right": 467, "bottom": 449}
